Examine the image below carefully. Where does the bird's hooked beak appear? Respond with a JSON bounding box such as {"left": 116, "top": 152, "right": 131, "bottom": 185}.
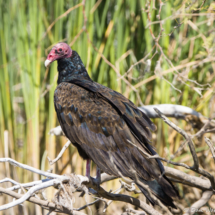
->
{"left": 45, "top": 47, "right": 56, "bottom": 67}
{"left": 44, "top": 59, "right": 51, "bottom": 67}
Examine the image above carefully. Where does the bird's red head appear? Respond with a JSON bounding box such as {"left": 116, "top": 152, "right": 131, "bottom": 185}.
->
{"left": 45, "top": 42, "right": 72, "bottom": 67}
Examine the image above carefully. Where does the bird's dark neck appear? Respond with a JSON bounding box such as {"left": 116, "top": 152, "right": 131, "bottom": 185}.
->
{"left": 57, "top": 51, "right": 92, "bottom": 85}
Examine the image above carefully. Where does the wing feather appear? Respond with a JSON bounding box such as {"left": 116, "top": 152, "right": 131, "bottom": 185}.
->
{"left": 54, "top": 82, "right": 162, "bottom": 181}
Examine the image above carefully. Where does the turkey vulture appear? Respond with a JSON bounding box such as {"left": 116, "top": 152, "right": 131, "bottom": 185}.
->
{"left": 45, "top": 42, "right": 179, "bottom": 208}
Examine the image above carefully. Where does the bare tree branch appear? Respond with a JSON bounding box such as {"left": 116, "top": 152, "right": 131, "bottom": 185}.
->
{"left": 0, "top": 178, "right": 20, "bottom": 186}
{"left": 0, "top": 158, "right": 60, "bottom": 179}
{"left": 0, "top": 176, "right": 70, "bottom": 211}
{"left": 154, "top": 108, "right": 215, "bottom": 188}
{"left": 184, "top": 191, "right": 214, "bottom": 215}
{"left": 84, "top": 177, "right": 162, "bottom": 215}
{"left": 0, "top": 187, "right": 86, "bottom": 215}
{"left": 100, "top": 173, "right": 118, "bottom": 183}
{"left": 204, "top": 137, "right": 215, "bottom": 163}
{"left": 154, "top": 107, "right": 199, "bottom": 170}
{"left": 48, "top": 141, "right": 71, "bottom": 165}
{"left": 140, "top": 104, "right": 203, "bottom": 119}
{"left": 164, "top": 166, "right": 211, "bottom": 190}
{"left": 0, "top": 159, "right": 161, "bottom": 215}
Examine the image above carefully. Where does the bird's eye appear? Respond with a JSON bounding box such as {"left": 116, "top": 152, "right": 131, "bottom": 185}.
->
{"left": 59, "top": 48, "right": 62, "bottom": 51}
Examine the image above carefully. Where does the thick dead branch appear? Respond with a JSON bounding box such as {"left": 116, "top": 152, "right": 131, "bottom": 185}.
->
{"left": 140, "top": 104, "right": 202, "bottom": 119}
{"left": 100, "top": 166, "right": 212, "bottom": 191}
{"left": 140, "top": 105, "right": 215, "bottom": 131}
{"left": 85, "top": 177, "right": 162, "bottom": 215}
{"left": 164, "top": 166, "right": 211, "bottom": 190}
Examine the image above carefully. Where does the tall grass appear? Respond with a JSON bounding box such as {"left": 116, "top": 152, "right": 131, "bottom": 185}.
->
{"left": 0, "top": 0, "right": 214, "bottom": 214}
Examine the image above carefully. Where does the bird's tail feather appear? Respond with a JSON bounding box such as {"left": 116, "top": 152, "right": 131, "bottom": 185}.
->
{"left": 158, "top": 174, "right": 179, "bottom": 199}
{"left": 136, "top": 177, "right": 178, "bottom": 209}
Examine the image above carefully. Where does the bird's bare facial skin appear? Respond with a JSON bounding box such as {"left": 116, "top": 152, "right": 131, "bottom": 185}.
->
{"left": 45, "top": 43, "right": 72, "bottom": 67}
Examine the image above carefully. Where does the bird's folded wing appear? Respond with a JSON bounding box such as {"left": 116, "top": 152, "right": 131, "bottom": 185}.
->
{"left": 54, "top": 82, "right": 162, "bottom": 180}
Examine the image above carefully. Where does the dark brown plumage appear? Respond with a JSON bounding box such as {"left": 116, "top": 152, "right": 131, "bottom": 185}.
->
{"left": 45, "top": 43, "right": 179, "bottom": 208}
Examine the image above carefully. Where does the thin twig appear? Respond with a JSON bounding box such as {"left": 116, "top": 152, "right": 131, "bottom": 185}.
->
{"left": 0, "top": 177, "right": 70, "bottom": 211}
{"left": 154, "top": 108, "right": 215, "bottom": 189}
{"left": 48, "top": 141, "right": 71, "bottom": 165}
{"left": 0, "top": 158, "right": 60, "bottom": 179}
{"left": 204, "top": 137, "right": 215, "bottom": 163}
{"left": 154, "top": 108, "right": 199, "bottom": 170}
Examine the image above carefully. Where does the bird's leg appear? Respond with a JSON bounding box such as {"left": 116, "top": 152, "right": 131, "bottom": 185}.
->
{"left": 86, "top": 160, "right": 101, "bottom": 189}
{"left": 94, "top": 165, "right": 101, "bottom": 190}
{"left": 95, "top": 165, "right": 101, "bottom": 184}
{"left": 85, "top": 159, "right": 91, "bottom": 178}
